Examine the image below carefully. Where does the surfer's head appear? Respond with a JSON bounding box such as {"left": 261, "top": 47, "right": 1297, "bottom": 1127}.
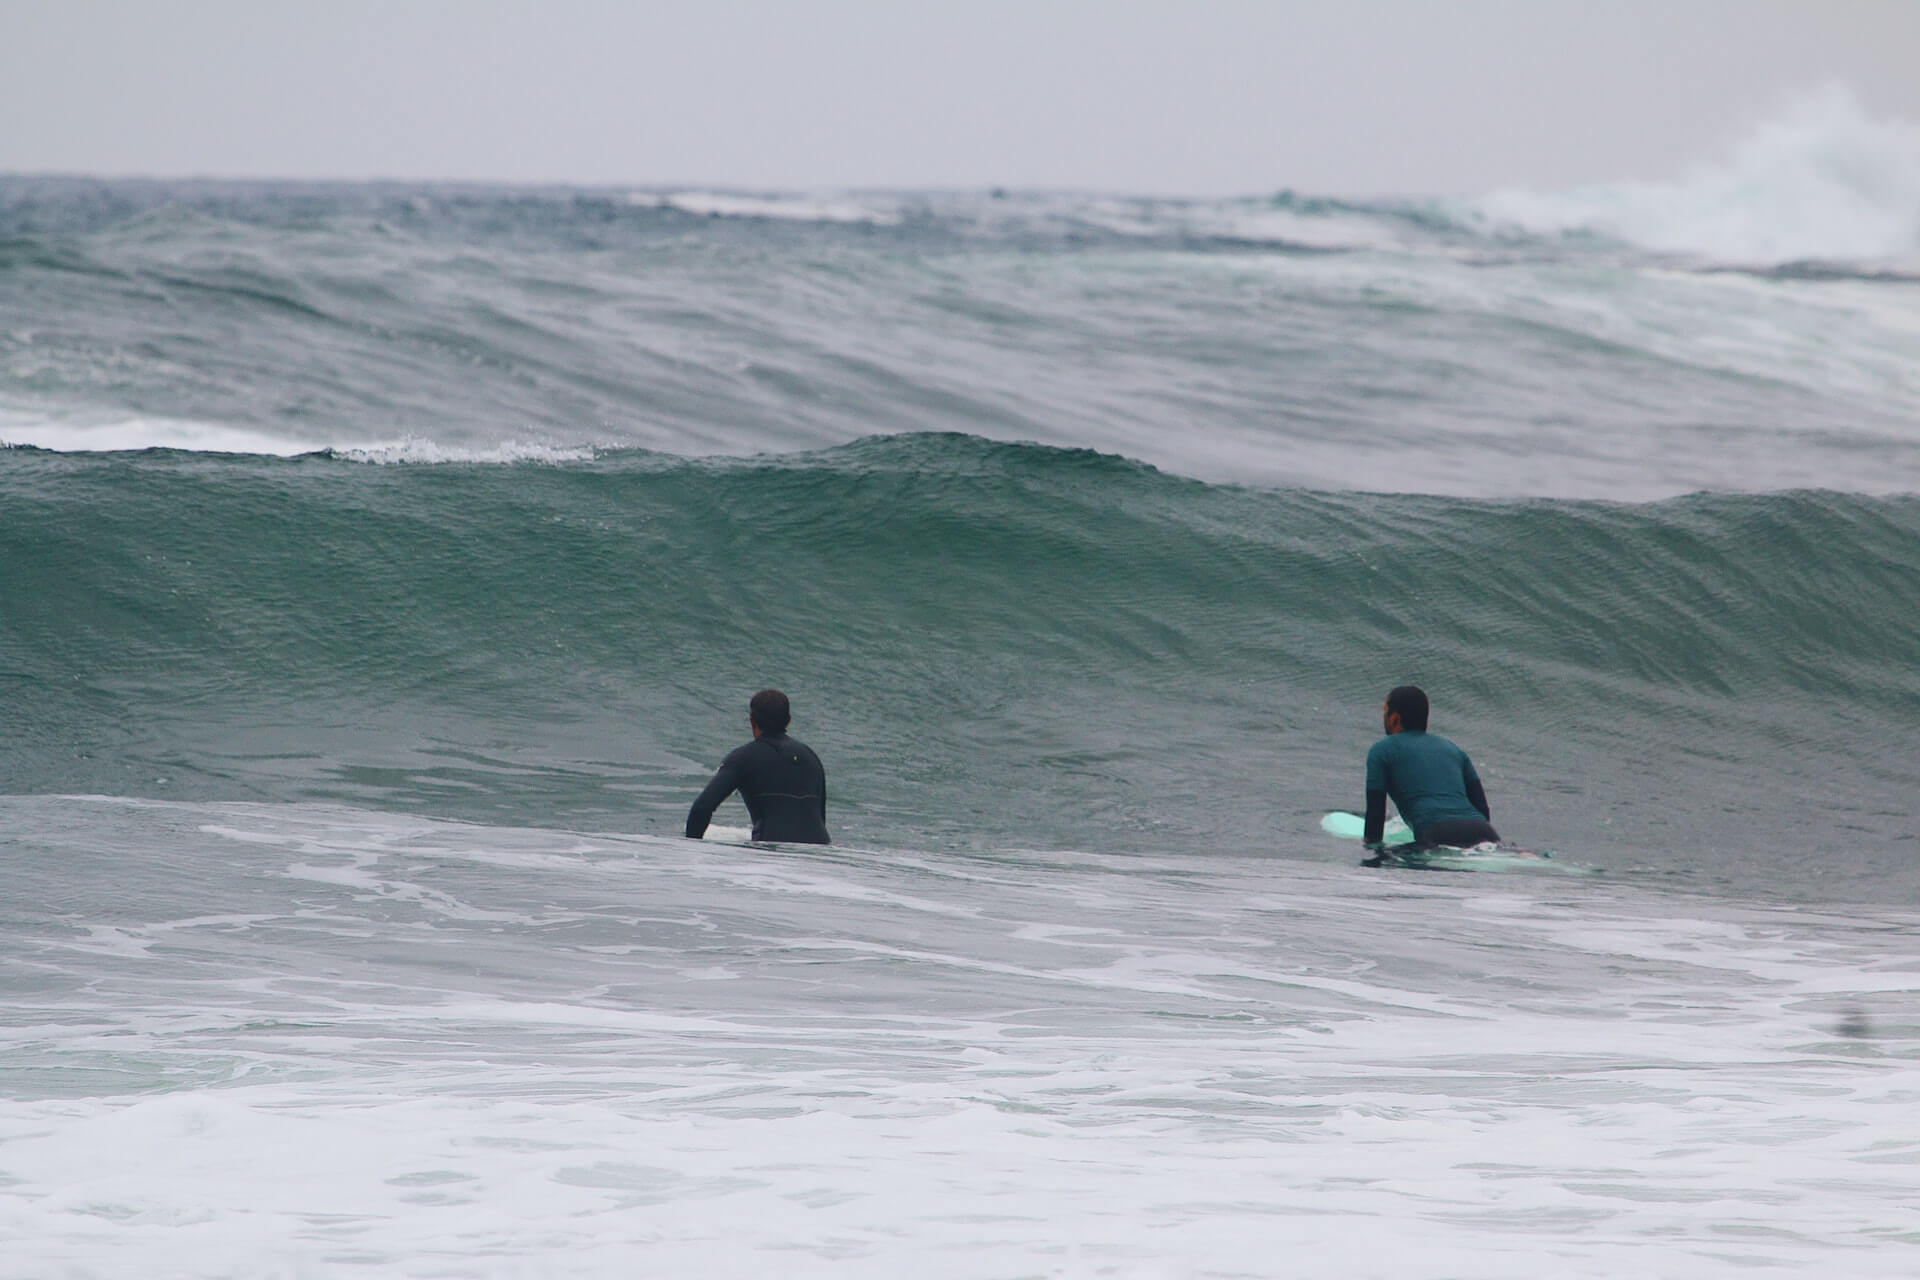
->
{"left": 749, "top": 688, "right": 792, "bottom": 735}
{"left": 1384, "top": 685, "right": 1428, "bottom": 733}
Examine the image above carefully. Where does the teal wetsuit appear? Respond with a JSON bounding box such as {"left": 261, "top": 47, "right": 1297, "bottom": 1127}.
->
{"left": 1364, "top": 730, "right": 1495, "bottom": 846}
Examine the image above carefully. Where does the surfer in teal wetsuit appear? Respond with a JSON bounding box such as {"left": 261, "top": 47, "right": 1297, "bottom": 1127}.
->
{"left": 686, "top": 689, "right": 831, "bottom": 844}
{"left": 1362, "top": 685, "right": 1498, "bottom": 860}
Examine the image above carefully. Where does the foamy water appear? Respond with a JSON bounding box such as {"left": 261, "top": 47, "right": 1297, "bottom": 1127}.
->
{"left": 3, "top": 797, "right": 1915, "bottom": 1277}
{"left": 1476, "top": 86, "right": 1920, "bottom": 265}
{"left": 0, "top": 411, "right": 327, "bottom": 457}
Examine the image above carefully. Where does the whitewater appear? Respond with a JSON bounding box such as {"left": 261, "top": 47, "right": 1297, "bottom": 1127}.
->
{"left": 2, "top": 93, "right": 1918, "bottom": 1277}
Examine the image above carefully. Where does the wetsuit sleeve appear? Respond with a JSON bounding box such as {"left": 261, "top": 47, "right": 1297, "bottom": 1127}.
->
{"left": 1363, "top": 788, "right": 1388, "bottom": 845}
{"left": 1465, "top": 776, "right": 1490, "bottom": 822}
{"left": 1363, "top": 742, "right": 1389, "bottom": 844}
{"left": 686, "top": 757, "right": 742, "bottom": 839}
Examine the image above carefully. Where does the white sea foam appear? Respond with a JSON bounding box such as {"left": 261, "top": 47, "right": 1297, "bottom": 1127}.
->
{"left": 1104, "top": 198, "right": 1418, "bottom": 252}
{"left": 4, "top": 795, "right": 1918, "bottom": 1277}
{"left": 1476, "top": 86, "right": 1920, "bottom": 264}
{"left": 0, "top": 409, "right": 601, "bottom": 465}
{"left": 1206, "top": 204, "right": 1414, "bottom": 251}
{"left": 632, "top": 190, "right": 904, "bottom": 226}
{"left": 0, "top": 411, "right": 325, "bottom": 456}
{"left": 330, "top": 435, "right": 598, "bottom": 465}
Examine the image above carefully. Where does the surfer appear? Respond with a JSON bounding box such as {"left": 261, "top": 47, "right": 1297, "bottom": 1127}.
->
{"left": 685, "top": 688, "right": 831, "bottom": 844}
{"left": 1362, "top": 685, "right": 1498, "bottom": 856}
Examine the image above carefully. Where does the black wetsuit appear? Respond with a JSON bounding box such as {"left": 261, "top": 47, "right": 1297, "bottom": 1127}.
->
{"left": 685, "top": 731, "right": 830, "bottom": 844}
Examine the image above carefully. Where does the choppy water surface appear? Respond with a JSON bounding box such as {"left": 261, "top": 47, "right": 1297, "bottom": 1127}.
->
{"left": 3, "top": 797, "right": 1918, "bottom": 1278}
{"left": 3, "top": 95, "right": 1919, "bottom": 1275}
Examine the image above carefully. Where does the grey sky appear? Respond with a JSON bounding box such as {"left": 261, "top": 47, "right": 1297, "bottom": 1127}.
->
{"left": 3, "top": 0, "right": 1917, "bottom": 196}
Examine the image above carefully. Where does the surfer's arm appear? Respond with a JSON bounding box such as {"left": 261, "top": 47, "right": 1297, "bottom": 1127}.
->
{"left": 1362, "top": 788, "right": 1388, "bottom": 845}
{"left": 1465, "top": 776, "right": 1490, "bottom": 822}
{"left": 1363, "top": 744, "right": 1390, "bottom": 846}
{"left": 685, "top": 760, "right": 742, "bottom": 839}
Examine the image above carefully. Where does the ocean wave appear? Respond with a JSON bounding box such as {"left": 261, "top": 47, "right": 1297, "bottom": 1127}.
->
{"left": 1471, "top": 86, "right": 1920, "bottom": 265}
{"left": 5, "top": 430, "right": 1915, "bottom": 716}
{"left": 328, "top": 435, "right": 600, "bottom": 465}
{"left": 4, "top": 433, "right": 1917, "bottom": 896}
{"left": 0, "top": 411, "right": 326, "bottom": 456}
{"left": 3, "top": 157, "right": 1917, "bottom": 504}
{"left": 0, "top": 426, "right": 602, "bottom": 467}
{"left": 628, "top": 189, "right": 905, "bottom": 226}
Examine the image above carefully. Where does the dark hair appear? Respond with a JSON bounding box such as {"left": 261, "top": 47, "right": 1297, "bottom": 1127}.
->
{"left": 1386, "top": 685, "right": 1429, "bottom": 731}
{"left": 749, "top": 688, "right": 792, "bottom": 733}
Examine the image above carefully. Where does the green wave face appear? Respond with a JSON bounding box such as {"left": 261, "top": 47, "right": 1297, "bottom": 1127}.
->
{"left": 4, "top": 434, "right": 1917, "bottom": 901}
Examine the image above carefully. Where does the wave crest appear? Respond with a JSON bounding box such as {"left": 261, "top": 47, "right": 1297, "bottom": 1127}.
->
{"left": 1473, "top": 86, "right": 1920, "bottom": 264}
{"left": 0, "top": 412, "right": 325, "bottom": 456}
{"left": 329, "top": 436, "right": 599, "bottom": 465}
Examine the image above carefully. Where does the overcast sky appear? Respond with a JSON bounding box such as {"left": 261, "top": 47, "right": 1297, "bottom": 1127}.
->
{"left": 3, "top": 0, "right": 1917, "bottom": 196}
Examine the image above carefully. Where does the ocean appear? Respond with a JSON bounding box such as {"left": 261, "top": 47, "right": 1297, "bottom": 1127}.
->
{"left": 3, "top": 100, "right": 1919, "bottom": 1277}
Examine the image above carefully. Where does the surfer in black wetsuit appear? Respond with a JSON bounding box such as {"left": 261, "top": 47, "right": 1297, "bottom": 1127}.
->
{"left": 685, "top": 689, "right": 831, "bottom": 844}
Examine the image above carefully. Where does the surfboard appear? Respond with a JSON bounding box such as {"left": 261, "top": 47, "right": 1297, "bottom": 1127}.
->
{"left": 1320, "top": 811, "right": 1414, "bottom": 845}
{"left": 1320, "top": 811, "right": 1586, "bottom": 873}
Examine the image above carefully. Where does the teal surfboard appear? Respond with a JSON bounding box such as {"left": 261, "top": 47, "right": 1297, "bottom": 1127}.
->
{"left": 1319, "top": 811, "right": 1414, "bottom": 845}
{"left": 1321, "top": 811, "right": 1589, "bottom": 874}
